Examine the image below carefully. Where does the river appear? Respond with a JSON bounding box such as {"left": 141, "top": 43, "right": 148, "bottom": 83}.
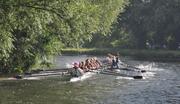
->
{"left": 0, "top": 55, "right": 180, "bottom": 104}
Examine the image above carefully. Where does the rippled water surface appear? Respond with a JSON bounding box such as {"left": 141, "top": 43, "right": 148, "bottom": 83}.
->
{"left": 0, "top": 55, "right": 180, "bottom": 104}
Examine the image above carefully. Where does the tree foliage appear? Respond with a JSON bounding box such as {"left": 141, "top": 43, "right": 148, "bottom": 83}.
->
{"left": 0, "top": 0, "right": 127, "bottom": 73}
{"left": 88, "top": 0, "right": 180, "bottom": 50}
{"left": 118, "top": 0, "right": 180, "bottom": 49}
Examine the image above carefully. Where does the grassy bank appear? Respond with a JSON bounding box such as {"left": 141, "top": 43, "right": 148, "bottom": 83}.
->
{"left": 61, "top": 48, "right": 180, "bottom": 62}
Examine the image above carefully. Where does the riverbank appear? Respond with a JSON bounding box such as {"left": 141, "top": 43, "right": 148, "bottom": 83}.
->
{"left": 61, "top": 48, "right": 180, "bottom": 62}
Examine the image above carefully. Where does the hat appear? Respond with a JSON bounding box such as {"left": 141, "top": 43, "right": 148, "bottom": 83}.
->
{"left": 73, "top": 62, "right": 79, "bottom": 67}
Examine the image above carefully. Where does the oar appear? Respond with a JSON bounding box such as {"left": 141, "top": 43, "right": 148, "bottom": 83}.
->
{"left": 89, "top": 69, "right": 143, "bottom": 79}
{"left": 127, "top": 65, "right": 146, "bottom": 73}
{"left": 119, "top": 63, "right": 146, "bottom": 73}
{"left": 100, "top": 71, "right": 143, "bottom": 79}
{"left": 88, "top": 66, "right": 143, "bottom": 79}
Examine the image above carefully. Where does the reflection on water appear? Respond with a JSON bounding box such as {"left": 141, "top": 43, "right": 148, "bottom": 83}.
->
{"left": 0, "top": 55, "right": 180, "bottom": 104}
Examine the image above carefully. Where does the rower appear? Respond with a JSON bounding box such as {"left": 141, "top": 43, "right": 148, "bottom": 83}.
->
{"left": 71, "top": 62, "right": 84, "bottom": 77}
{"left": 111, "top": 56, "right": 118, "bottom": 69}
{"left": 94, "top": 57, "right": 102, "bottom": 68}
{"left": 79, "top": 61, "right": 88, "bottom": 72}
{"left": 103, "top": 53, "right": 113, "bottom": 66}
{"left": 85, "top": 59, "right": 91, "bottom": 70}
{"left": 110, "top": 53, "right": 123, "bottom": 69}
{"left": 115, "top": 53, "right": 123, "bottom": 68}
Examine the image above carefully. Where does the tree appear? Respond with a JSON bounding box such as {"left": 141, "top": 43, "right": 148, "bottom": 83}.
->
{"left": 0, "top": 0, "right": 127, "bottom": 73}
{"left": 115, "top": 0, "right": 180, "bottom": 49}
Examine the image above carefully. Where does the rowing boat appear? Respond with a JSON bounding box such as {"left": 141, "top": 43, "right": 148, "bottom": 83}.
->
{"left": 69, "top": 64, "right": 145, "bottom": 82}
{"left": 5, "top": 63, "right": 145, "bottom": 81}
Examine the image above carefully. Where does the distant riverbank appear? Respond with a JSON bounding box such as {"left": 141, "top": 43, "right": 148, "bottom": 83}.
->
{"left": 61, "top": 48, "right": 180, "bottom": 62}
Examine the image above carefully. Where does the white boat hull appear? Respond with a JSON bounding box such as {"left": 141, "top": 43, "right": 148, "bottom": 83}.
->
{"left": 70, "top": 71, "right": 96, "bottom": 82}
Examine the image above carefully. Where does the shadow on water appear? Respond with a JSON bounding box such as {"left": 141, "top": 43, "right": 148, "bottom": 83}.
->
{"left": 0, "top": 55, "right": 180, "bottom": 104}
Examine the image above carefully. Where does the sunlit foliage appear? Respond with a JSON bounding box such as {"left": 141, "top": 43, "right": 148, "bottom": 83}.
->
{"left": 0, "top": 0, "right": 127, "bottom": 73}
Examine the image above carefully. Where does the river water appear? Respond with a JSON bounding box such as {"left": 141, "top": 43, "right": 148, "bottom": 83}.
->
{"left": 0, "top": 55, "right": 180, "bottom": 104}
